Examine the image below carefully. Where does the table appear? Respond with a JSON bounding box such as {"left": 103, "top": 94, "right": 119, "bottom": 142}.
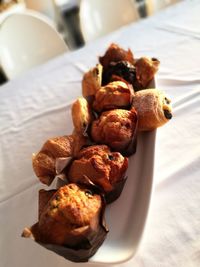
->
{"left": 0, "top": 0, "right": 200, "bottom": 266}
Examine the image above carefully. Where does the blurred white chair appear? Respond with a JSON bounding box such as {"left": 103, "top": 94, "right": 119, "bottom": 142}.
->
{"left": 146, "top": 0, "right": 181, "bottom": 15}
{"left": 24, "top": 0, "right": 56, "bottom": 22}
{"left": 0, "top": 10, "right": 68, "bottom": 80}
{"left": 79, "top": 0, "right": 139, "bottom": 43}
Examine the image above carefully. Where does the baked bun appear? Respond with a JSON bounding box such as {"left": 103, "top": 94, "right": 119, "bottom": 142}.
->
{"left": 132, "top": 89, "right": 172, "bottom": 131}
{"left": 93, "top": 81, "right": 134, "bottom": 112}
{"left": 82, "top": 64, "right": 103, "bottom": 98}
{"left": 71, "top": 97, "right": 93, "bottom": 135}
{"left": 32, "top": 134, "right": 86, "bottom": 185}
{"left": 91, "top": 108, "right": 138, "bottom": 153}
{"left": 68, "top": 145, "right": 128, "bottom": 196}
{"left": 135, "top": 57, "right": 160, "bottom": 88}
{"left": 22, "top": 184, "right": 108, "bottom": 262}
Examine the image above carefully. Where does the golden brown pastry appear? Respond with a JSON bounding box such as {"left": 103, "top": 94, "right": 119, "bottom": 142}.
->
{"left": 68, "top": 145, "right": 128, "bottom": 194}
{"left": 22, "top": 184, "right": 108, "bottom": 259}
{"left": 99, "top": 43, "right": 134, "bottom": 71}
{"left": 135, "top": 57, "right": 160, "bottom": 88}
{"left": 37, "top": 184, "right": 103, "bottom": 246}
{"left": 22, "top": 184, "right": 108, "bottom": 262}
{"left": 132, "top": 89, "right": 172, "bottom": 131}
{"left": 91, "top": 108, "right": 138, "bottom": 153}
{"left": 82, "top": 64, "right": 103, "bottom": 98}
{"left": 32, "top": 134, "right": 86, "bottom": 185}
{"left": 93, "top": 81, "right": 134, "bottom": 112}
{"left": 71, "top": 97, "right": 93, "bottom": 135}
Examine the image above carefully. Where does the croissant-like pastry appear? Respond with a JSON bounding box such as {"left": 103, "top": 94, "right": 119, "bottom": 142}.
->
{"left": 71, "top": 97, "right": 93, "bottom": 135}
{"left": 32, "top": 134, "right": 86, "bottom": 185}
{"left": 82, "top": 64, "right": 103, "bottom": 98}
{"left": 99, "top": 43, "right": 134, "bottom": 71}
{"left": 93, "top": 81, "right": 134, "bottom": 112}
{"left": 135, "top": 57, "right": 160, "bottom": 88}
{"left": 132, "top": 89, "right": 172, "bottom": 131}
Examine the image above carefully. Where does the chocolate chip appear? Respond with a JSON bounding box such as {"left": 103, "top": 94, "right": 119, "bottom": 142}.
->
{"left": 165, "top": 97, "right": 170, "bottom": 104}
{"left": 108, "top": 154, "right": 114, "bottom": 160}
{"left": 125, "top": 122, "right": 131, "bottom": 128}
{"left": 151, "top": 57, "right": 158, "bottom": 62}
{"left": 103, "top": 60, "right": 136, "bottom": 85}
{"left": 164, "top": 109, "right": 172, "bottom": 119}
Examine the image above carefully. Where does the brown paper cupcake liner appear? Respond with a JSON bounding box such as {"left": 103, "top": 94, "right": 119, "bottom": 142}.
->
{"left": 22, "top": 187, "right": 108, "bottom": 263}
{"left": 72, "top": 175, "right": 128, "bottom": 205}
{"left": 105, "top": 176, "right": 127, "bottom": 204}
{"left": 120, "top": 111, "right": 138, "bottom": 157}
{"left": 22, "top": 222, "right": 107, "bottom": 262}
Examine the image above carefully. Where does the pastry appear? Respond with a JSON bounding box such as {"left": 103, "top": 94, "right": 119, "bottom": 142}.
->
{"left": 68, "top": 145, "right": 128, "bottom": 202}
{"left": 135, "top": 57, "right": 160, "bottom": 88}
{"left": 32, "top": 134, "right": 86, "bottom": 185}
{"left": 91, "top": 108, "right": 138, "bottom": 154}
{"left": 93, "top": 81, "right": 134, "bottom": 112}
{"left": 99, "top": 43, "right": 134, "bottom": 71}
{"left": 132, "top": 88, "right": 172, "bottom": 131}
{"left": 82, "top": 64, "right": 103, "bottom": 98}
{"left": 102, "top": 60, "right": 136, "bottom": 86}
{"left": 22, "top": 184, "right": 108, "bottom": 262}
{"left": 71, "top": 97, "right": 93, "bottom": 135}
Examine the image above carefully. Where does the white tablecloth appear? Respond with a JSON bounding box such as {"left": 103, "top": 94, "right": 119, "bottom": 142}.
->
{"left": 0, "top": 0, "right": 200, "bottom": 266}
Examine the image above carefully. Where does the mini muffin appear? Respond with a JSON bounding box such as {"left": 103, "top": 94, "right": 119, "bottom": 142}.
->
{"left": 135, "top": 57, "right": 160, "bottom": 88}
{"left": 32, "top": 134, "right": 86, "bottom": 185}
{"left": 22, "top": 184, "right": 108, "bottom": 262}
{"left": 132, "top": 89, "right": 172, "bottom": 131}
{"left": 82, "top": 64, "right": 103, "bottom": 98}
{"left": 91, "top": 108, "right": 138, "bottom": 154}
{"left": 102, "top": 60, "right": 136, "bottom": 86}
{"left": 71, "top": 97, "right": 93, "bottom": 135}
{"left": 99, "top": 43, "right": 134, "bottom": 71}
{"left": 68, "top": 145, "right": 128, "bottom": 200}
{"left": 93, "top": 81, "right": 134, "bottom": 112}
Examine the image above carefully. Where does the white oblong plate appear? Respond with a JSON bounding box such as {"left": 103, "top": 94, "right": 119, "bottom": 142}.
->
{"left": 89, "top": 130, "right": 156, "bottom": 264}
{"left": 33, "top": 78, "right": 156, "bottom": 265}
{"left": 88, "top": 78, "right": 156, "bottom": 264}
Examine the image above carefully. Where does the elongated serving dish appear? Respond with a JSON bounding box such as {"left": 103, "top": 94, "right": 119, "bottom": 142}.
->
{"left": 89, "top": 79, "right": 156, "bottom": 264}
{"left": 22, "top": 73, "right": 157, "bottom": 264}
{"left": 90, "top": 129, "right": 156, "bottom": 264}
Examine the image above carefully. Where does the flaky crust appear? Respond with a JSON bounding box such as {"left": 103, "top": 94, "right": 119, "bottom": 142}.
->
{"left": 32, "top": 134, "right": 86, "bottom": 185}
{"left": 68, "top": 145, "right": 128, "bottom": 192}
{"left": 93, "top": 81, "right": 134, "bottom": 112}
{"left": 82, "top": 64, "right": 103, "bottom": 98}
{"left": 132, "top": 89, "right": 172, "bottom": 131}
{"left": 71, "top": 97, "right": 93, "bottom": 135}
{"left": 135, "top": 57, "right": 160, "bottom": 88}
{"left": 91, "top": 108, "right": 137, "bottom": 151}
